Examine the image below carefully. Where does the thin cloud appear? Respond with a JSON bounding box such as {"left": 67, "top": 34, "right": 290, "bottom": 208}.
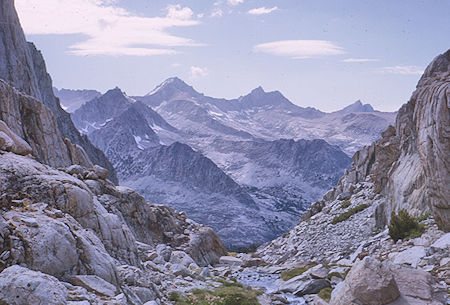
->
{"left": 15, "top": 0, "right": 201, "bottom": 56}
{"left": 227, "top": 0, "right": 244, "bottom": 6}
{"left": 190, "top": 66, "right": 209, "bottom": 78}
{"left": 377, "top": 66, "right": 424, "bottom": 75}
{"left": 253, "top": 40, "right": 345, "bottom": 59}
{"left": 248, "top": 6, "right": 278, "bottom": 15}
{"left": 210, "top": 8, "right": 224, "bottom": 17}
{"left": 342, "top": 58, "right": 380, "bottom": 63}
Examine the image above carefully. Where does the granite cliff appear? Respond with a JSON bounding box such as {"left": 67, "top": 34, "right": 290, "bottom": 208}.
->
{"left": 0, "top": 0, "right": 117, "bottom": 183}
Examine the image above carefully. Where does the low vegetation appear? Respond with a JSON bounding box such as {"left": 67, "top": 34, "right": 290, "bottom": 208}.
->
{"left": 172, "top": 284, "right": 261, "bottom": 305}
{"left": 318, "top": 287, "right": 333, "bottom": 302}
{"left": 332, "top": 204, "right": 369, "bottom": 224}
{"left": 388, "top": 209, "right": 425, "bottom": 242}
{"left": 280, "top": 263, "right": 318, "bottom": 281}
{"left": 327, "top": 271, "right": 343, "bottom": 281}
{"left": 340, "top": 200, "right": 351, "bottom": 209}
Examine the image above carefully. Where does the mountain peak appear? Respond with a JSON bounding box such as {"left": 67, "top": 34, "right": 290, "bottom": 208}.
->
{"left": 250, "top": 86, "right": 266, "bottom": 95}
{"left": 147, "top": 77, "right": 197, "bottom": 96}
{"left": 337, "top": 100, "right": 374, "bottom": 113}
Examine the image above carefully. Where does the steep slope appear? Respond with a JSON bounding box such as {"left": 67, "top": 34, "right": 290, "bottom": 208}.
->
{"left": 258, "top": 49, "right": 450, "bottom": 264}
{"left": 53, "top": 87, "right": 101, "bottom": 113}
{"left": 0, "top": 2, "right": 229, "bottom": 303}
{"left": 0, "top": 80, "right": 91, "bottom": 168}
{"left": 90, "top": 108, "right": 274, "bottom": 249}
{"left": 0, "top": 0, "right": 117, "bottom": 183}
{"left": 72, "top": 87, "right": 133, "bottom": 134}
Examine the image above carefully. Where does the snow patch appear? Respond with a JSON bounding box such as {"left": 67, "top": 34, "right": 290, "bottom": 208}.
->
{"left": 133, "top": 135, "right": 144, "bottom": 150}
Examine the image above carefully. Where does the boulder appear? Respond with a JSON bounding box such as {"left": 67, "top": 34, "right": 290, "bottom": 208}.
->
{"left": 0, "top": 265, "right": 68, "bottom": 305}
{"left": 93, "top": 164, "right": 109, "bottom": 180}
{"left": 330, "top": 257, "right": 400, "bottom": 305}
{"left": 69, "top": 275, "right": 117, "bottom": 297}
{"left": 430, "top": 233, "right": 450, "bottom": 250}
{"left": 389, "top": 264, "right": 446, "bottom": 304}
{"left": 66, "top": 164, "right": 85, "bottom": 175}
{"left": 219, "top": 256, "right": 243, "bottom": 266}
{"left": 200, "top": 267, "right": 210, "bottom": 278}
{"left": 310, "top": 265, "right": 329, "bottom": 279}
{"left": 156, "top": 244, "right": 172, "bottom": 262}
{"left": 0, "top": 120, "right": 32, "bottom": 155}
{"left": 171, "top": 264, "right": 192, "bottom": 277}
{"left": 169, "top": 251, "right": 195, "bottom": 268}
{"left": 278, "top": 273, "right": 310, "bottom": 293}
{"left": 294, "top": 279, "right": 330, "bottom": 296}
{"left": 5, "top": 210, "right": 80, "bottom": 279}
{"left": 387, "top": 246, "right": 426, "bottom": 268}
{"left": 188, "top": 227, "right": 227, "bottom": 266}
{"left": 242, "top": 257, "right": 265, "bottom": 267}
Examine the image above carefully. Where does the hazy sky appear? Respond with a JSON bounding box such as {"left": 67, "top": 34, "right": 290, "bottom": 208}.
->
{"left": 15, "top": 0, "right": 450, "bottom": 112}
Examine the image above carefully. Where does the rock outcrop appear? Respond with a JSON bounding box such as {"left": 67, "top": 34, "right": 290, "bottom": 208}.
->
{"left": 0, "top": 149, "right": 227, "bottom": 303}
{"left": 321, "top": 50, "right": 450, "bottom": 231}
{"left": 0, "top": 79, "right": 92, "bottom": 168}
{"left": 0, "top": 0, "right": 117, "bottom": 183}
{"left": 255, "top": 50, "right": 449, "bottom": 304}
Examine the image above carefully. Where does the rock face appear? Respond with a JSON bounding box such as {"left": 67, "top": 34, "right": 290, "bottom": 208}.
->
{"left": 254, "top": 50, "right": 449, "bottom": 304}
{"left": 0, "top": 5, "right": 229, "bottom": 299}
{"left": 72, "top": 87, "right": 134, "bottom": 134}
{"left": 0, "top": 0, "right": 117, "bottom": 183}
{"left": 0, "top": 80, "right": 91, "bottom": 168}
{"left": 326, "top": 50, "right": 450, "bottom": 231}
{"left": 0, "top": 150, "right": 227, "bottom": 303}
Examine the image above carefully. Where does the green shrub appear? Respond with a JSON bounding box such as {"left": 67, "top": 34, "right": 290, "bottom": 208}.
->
{"left": 332, "top": 204, "right": 368, "bottom": 224}
{"left": 169, "top": 291, "right": 181, "bottom": 301}
{"left": 388, "top": 209, "right": 425, "bottom": 242}
{"left": 280, "top": 263, "right": 317, "bottom": 281}
{"left": 340, "top": 200, "right": 351, "bottom": 209}
{"left": 174, "top": 285, "right": 259, "bottom": 305}
{"left": 318, "top": 287, "right": 333, "bottom": 302}
{"left": 415, "top": 212, "right": 431, "bottom": 222}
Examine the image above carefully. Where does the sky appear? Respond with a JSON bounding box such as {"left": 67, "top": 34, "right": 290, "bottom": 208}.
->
{"left": 15, "top": 0, "right": 450, "bottom": 112}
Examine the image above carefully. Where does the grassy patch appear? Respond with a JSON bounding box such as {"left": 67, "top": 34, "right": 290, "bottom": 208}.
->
{"left": 340, "top": 200, "right": 351, "bottom": 209}
{"left": 318, "top": 287, "right": 333, "bottom": 302}
{"left": 280, "top": 263, "right": 318, "bottom": 281}
{"left": 169, "top": 291, "right": 181, "bottom": 301}
{"left": 332, "top": 204, "right": 368, "bottom": 224}
{"left": 173, "top": 285, "right": 260, "bottom": 305}
{"left": 327, "top": 271, "right": 343, "bottom": 281}
{"left": 216, "top": 278, "right": 244, "bottom": 288}
{"left": 388, "top": 209, "right": 425, "bottom": 242}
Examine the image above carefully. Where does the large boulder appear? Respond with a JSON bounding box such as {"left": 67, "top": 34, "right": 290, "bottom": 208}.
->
{"left": 0, "top": 120, "right": 31, "bottom": 155}
{"left": 330, "top": 257, "right": 400, "bottom": 305}
{"left": 2, "top": 206, "right": 119, "bottom": 286}
{"left": 389, "top": 264, "right": 446, "bottom": 304}
{"left": 0, "top": 265, "right": 68, "bottom": 305}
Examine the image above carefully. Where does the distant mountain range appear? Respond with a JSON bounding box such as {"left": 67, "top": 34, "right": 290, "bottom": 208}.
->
{"left": 62, "top": 78, "right": 395, "bottom": 249}
{"left": 54, "top": 87, "right": 101, "bottom": 113}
